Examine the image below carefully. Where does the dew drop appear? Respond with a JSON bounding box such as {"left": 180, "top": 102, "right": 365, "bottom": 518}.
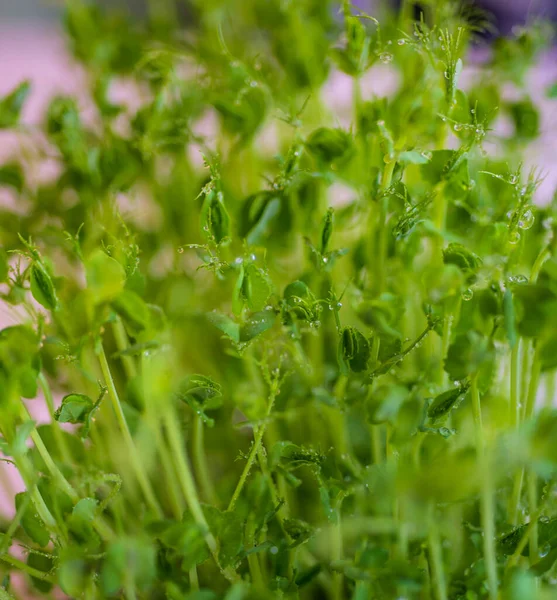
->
{"left": 540, "top": 543, "right": 551, "bottom": 558}
{"left": 509, "top": 175, "right": 518, "bottom": 185}
{"left": 515, "top": 274, "right": 528, "bottom": 284}
{"left": 234, "top": 257, "right": 243, "bottom": 265}
{"left": 509, "top": 230, "right": 521, "bottom": 245}
{"left": 540, "top": 515, "right": 550, "bottom": 524}
{"left": 397, "top": 38, "right": 406, "bottom": 45}
{"left": 518, "top": 209, "right": 534, "bottom": 230}
{"left": 444, "top": 70, "right": 450, "bottom": 79}
{"left": 453, "top": 123, "right": 463, "bottom": 132}
{"left": 462, "top": 288, "right": 473, "bottom": 301}
{"left": 177, "top": 247, "right": 184, "bottom": 254}
{"left": 470, "top": 108, "right": 476, "bottom": 114}
{"left": 322, "top": 256, "right": 329, "bottom": 264}
{"left": 336, "top": 302, "right": 343, "bottom": 309}
{"left": 379, "top": 52, "right": 393, "bottom": 64}
{"left": 270, "top": 546, "right": 279, "bottom": 555}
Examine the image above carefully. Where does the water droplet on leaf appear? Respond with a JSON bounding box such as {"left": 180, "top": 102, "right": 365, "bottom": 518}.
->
{"left": 518, "top": 209, "right": 534, "bottom": 230}
{"left": 508, "top": 230, "right": 521, "bottom": 244}
{"left": 462, "top": 288, "right": 473, "bottom": 301}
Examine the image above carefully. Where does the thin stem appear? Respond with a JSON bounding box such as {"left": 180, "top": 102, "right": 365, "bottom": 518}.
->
{"left": 192, "top": 415, "right": 218, "bottom": 506}
{"left": 112, "top": 320, "right": 137, "bottom": 380}
{"left": 331, "top": 497, "right": 344, "bottom": 600}
{"left": 20, "top": 403, "right": 78, "bottom": 503}
{"left": 98, "top": 344, "right": 163, "bottom": 518}
{"left": 427, "top": 504, "right": 447, "bottom": 600}
{"left": 376, "top": 160, "right": 396, "bottom": 293}
{"left": 471, "top": 376, "right": 498, "bottom": 600}
{"left": 228, "top": 388, "right": 278, "bottom": 512}
{"left": 510, "top": 341, "right": 520, "bottom": 429}
{"left": 163, "top": 407, "right": 240, "bottom": 583}
{"left": 189, "top": 566, "right": 200, "bottom": 592}
{"left": 528, "top": 471, "right": 538, "bottom": 563}
{"left": 0, "top": 553, "right": 55, "bottom": 582}
{"left": 38, "top": 373, "right": 72, "bottom": 464}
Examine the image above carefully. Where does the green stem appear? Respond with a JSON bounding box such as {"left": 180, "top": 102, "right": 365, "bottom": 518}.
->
{"left": 20, "top": 403, "right": 78, "bottom": 503}
{"left": 332, "top": 498, "right": 344, "bottom": 600}
{"left": 471, "top": 376, "right": 498, "bottom": 600}
{"left": 0, "top": 553, "right": 55, "bottom": 582}
{"left": 427, "top": 504, "right": 447, "bottom": 600}
{"left": 228, "top": 389, "right": 277, "bottom": 512}
{"left": 163, "top": 407, "right": 239, "bottom": 582}
{"left": 189, "top": 566, "right": 200, "bottom": 592}
{"left": 528, "top": 471, "right": 538, "bottom": 563}
{"left": 98, "top": 344, "right": 163, "bottom": 518}
{"left": 510, "top": 341, "right": 520, "bottom": 429}
{"left": 376, "top": 160, "right": 396, "bottom": 293}
{"left": 112, "top": 320, "right": 137, "bottom": 380}
{"left": 192, "top": 415, "right": 218, "bottom": 506}
{"left": 38, "top": 373, "right": 71, "bottom": 464}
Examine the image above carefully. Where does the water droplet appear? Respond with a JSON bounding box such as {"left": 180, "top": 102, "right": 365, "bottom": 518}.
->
{"left": 509, "top": 230, "right": 521, "bottom": 245}
{"left": 470, "top": 108, "right": 476, "bottom": 114}
{"left": 294, "top": 151, "right": 300, "bottom": 157}
{"left": 509, "top": 175, "right": 518, "bottom": 185}
{"left": 322, "top": 256, "right": 329, "bottom": 264}
{"left": 444, "top": 70, "right": 450, "bottom": 79}
{"left": 475, "top": 127, "right": 484, "bottom": 135}
{"left": 379, "top": 52, "right": 393, "bottom": 64}
{"left": 515, "top": 274, "right": 528, "bottom": 284}
{"left": 203, "top": 225, "right": 210, "bottom": 232}
{"left": 250, "top": 80, "right": 258, "bottom": 88}
{"left": 250, "top": 253, "right": 256, "bottom": 261}
{"left": 270, "top": 546, "right": 279, "bottom": 555}
{"left": 234, "top": 257, "right": 243, "bottom": 265}
{"left": 397, "top": 38, "right": 406, "bottom": 45}
{"left": 336, "top": 302, "right": 342, "bottom": 309}
{"left": 540, "top": 543, "right": 551, "bottom": 558}
{"left": 540, "top": 515, "right": 550, "bottom": 523}
{"left": 454, "top": 123, "right": 463, "bottom": 132}
{"left": 177, "top": 247, "right": 184, "bottom": 254}
{"left": 462, "top": 288, "right": 473, "bottom": 301}
{"left": 518, "top": 209, "right": 535, "bottom": 230}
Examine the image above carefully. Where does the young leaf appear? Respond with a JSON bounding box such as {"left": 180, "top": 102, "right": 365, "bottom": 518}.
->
{"left": 338, "top": 327, "right": 370, "bottom": 375}
{"left": 0, "top": 81, "right": 31, "bottom": 128}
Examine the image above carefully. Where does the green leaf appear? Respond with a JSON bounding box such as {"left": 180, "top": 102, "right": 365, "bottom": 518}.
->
{"left": 507, "top": 98, "right": 539, "bottom": 139}
{"left": 69, "top": 498, "right": 99, "bottom": 548}
{"left": 513, "top": 284, "right": 557, "bottom": 338}
{"left": 58, "top": 557, "right": 88, "bottom": 597}
{"left": 175, "top": 374, "right": 223, "bottom": 426}
{"left": 203, "top": 506, "right": 243, "bottom": 568}
{"left": 320, "top": 208, "right": 334, "bottom": 255}
{"left": 28, "top": 552, "right": 54, "bottom": 593}
{"left": 367, "top": 384, "right": 408, "bottom": 424}
{"left": 245, "top": 196, "right": 281, "bottom": 246}
{"left": 101, "top": 538, "right": 157, "bottom": 595}
{"left": 398, "top": 151, "right": 431, "bottom": 165}
{"left": 85, "top": 249, "right": 126, "bottom": 304}
{"left": 15, "top": 492, "right": 50, "bottom": 547}
{"left": 55, "top": 393, "right": 94, "bottom": 425}
{"left": 207, "top": 312, "right": 240, "bottom": 343}
{"left": 112, "top": 289, "right": 150, "bottom": 336}
{"left": 30, "top": 263, "right": 58, "bottom": 311}
{"left": 0, "top": 162, "right": 24, "bottom": 192}
{"left": 155, "top": 518, "right": 210, "bottom": 570}
{"left": 201, "top": 189, "right": 231, "bottom": 244}
{"left": 442, "top": 243, "right": 482, "bottom": 282}
{"left": 306, "top": 127, "right": 352, "bottom": 164}
{"left": 444, "top": 332, "right": 494, "bottom": 383}
{"left": 427, "top": 383, "right": 470, "bottom": 422}
{"left": 242, "top": 264, "right": 272, "bottom": 312}
{"left": 240, "top": 309, "right": 276, "bottom": 342}
{"left": 0, "top": 81, "right": 31, "bottom": 128}
{"left": 338, "top": 327, "right": 370, "bottom": 375}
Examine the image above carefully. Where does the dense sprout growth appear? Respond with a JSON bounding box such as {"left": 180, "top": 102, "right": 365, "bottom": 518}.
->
{"left": 0, "top": 0, "right": 557, "bottom": 598}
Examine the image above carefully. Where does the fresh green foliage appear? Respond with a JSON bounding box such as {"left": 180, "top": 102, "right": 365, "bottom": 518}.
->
{"left": 0, "top": 1, "right": 556, "bottom": 599}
